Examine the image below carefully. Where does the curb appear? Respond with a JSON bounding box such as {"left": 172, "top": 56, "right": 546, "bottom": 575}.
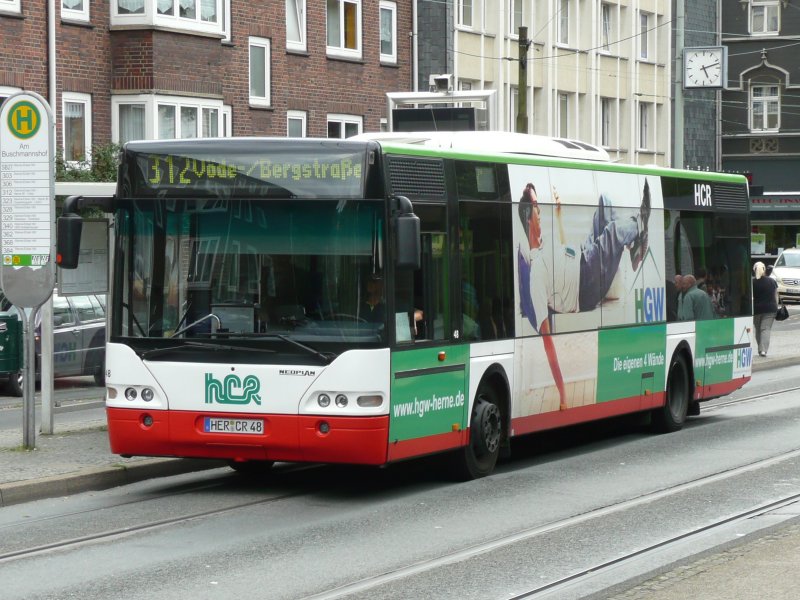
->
{"left": 752, "top": 356, "right": 797, "bottom": 373}
{"left": 0, "top": 457, "right": 227, "bottom": 507}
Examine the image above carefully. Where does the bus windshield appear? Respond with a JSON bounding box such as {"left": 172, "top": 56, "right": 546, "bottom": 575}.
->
{"left": 112, "top": 197, "right": 386, "bottom": 349}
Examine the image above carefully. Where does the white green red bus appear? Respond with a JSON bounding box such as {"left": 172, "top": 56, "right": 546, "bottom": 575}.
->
{"left": 57, "top": 132, "right": 753, "bottom": 479}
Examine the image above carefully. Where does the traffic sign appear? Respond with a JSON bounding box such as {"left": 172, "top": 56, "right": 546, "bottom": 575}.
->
{"left": 0, "top": 91, "right": 56, "bottom": 308}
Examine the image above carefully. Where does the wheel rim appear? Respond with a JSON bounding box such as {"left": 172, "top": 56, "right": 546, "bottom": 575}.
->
{"left": 475, "top": 398, "right": 501, "bottom": 456}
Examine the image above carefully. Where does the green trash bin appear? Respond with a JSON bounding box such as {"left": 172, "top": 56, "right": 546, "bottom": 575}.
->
{"left": 0, "top": 314, "right": 22, "bottom": 374}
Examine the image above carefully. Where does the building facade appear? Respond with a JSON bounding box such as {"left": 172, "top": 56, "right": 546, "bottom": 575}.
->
{"left": 0, "top": 0, "right": 412, "bottom": 161}
{"left": 416, "top": 0, "right": 673, "bottom": 167}
{"left": 722, "top": 0, "right": 800, "bottom": 260}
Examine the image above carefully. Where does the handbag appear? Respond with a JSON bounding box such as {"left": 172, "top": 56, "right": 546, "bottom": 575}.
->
{"left": 776, "top": 304, "right": 789, "bottom": 321}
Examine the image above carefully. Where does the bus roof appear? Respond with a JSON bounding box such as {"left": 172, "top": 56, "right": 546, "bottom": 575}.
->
{"left": 351, "top": 131, "right": 612, "bottom": 162}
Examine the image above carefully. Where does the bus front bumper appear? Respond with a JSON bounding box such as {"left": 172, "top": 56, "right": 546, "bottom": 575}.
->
{"left": 106, "top": 407, "right": 390, "bottom": 466}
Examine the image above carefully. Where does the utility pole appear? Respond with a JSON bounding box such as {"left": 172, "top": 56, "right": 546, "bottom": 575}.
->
{"left": 516, "top": 26, "right": 529, "bottom": 134}
{"left": 674, "top": 0, "right": 685, "bottom": 168}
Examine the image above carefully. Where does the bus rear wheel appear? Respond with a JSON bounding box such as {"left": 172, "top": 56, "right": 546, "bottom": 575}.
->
{"left": 652, "top": 353, "right": 690, "bottom": 433}
{"left": 452, "top": 386, "right": 503, "bottom": 480}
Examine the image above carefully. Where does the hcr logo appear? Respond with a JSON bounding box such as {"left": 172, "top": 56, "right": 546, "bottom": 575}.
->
{"left": 694, "top": 183, "right": 713, "bottom": 207}
{"left": 205, "top": 373, "right": 262, "bottom": 405}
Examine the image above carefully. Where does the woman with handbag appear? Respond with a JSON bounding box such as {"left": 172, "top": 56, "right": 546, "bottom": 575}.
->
{"left": 752, "top": 261, "right": 779, "bottom": 357}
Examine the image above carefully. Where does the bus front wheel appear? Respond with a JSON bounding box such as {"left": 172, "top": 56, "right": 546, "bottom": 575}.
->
{"left": 452, "top": 386, "right": 503, "bottom": 480}
{"left": 652, "top": 353, "right": 690, "bottom": 433}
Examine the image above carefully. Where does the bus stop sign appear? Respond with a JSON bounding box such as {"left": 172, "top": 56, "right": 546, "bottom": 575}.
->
{"left": 0, "top": 91, "right": 56, "bottom": 307}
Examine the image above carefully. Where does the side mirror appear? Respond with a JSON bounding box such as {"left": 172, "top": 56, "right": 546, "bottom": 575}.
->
{"left": 393, "top": 196, "right": 421, "bottom": 270}
{"left": 56, "top": 213, "right": 83, "bottom": 269}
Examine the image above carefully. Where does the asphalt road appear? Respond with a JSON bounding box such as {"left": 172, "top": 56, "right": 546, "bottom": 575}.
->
{"left": 2, "top": 364, "right": 800, "bottom": 600}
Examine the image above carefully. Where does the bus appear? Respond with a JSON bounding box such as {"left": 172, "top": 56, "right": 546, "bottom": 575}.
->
{"left": 57, "top": 132, "right": 753, "bottom": 479}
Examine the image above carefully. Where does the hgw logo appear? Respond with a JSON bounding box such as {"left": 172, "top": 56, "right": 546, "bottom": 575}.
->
{"left": 635, "top": 287, "right": 665, "bottom": 322}
{"left": 205, "top": 373, "right": 262, "bottom": 405}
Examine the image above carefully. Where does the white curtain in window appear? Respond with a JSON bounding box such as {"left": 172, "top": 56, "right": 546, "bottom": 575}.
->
{"left": 63, "top": 0, "right": 84, "bottom": 10}
{"left": 250, "top": 45, "right": 266, "bottom": 97}
{"left": 380, "top": 7, "right": 392, "bottom": 55}
{"left": 64, "top": 102, "right": 85, "bottom": 162}
{"left": 119, "top": 104, "right": 145, "bottom": 144}
{"left": 157, "top": 0, "right": 174, "bottom": 15}
{"left": 158, "top": 105, "right": 176, "bottom": 139}
{"left": 200, "top": 0, "right": 216, "bottom": 22}
{"left": 181, "top": 107, "right": 198, "bottom": 138}
{"left": 202, "top": 108, "right": 218, "bottom": 137}
{"left": 117, "top": 0, "right": 145, "bottom": 14}
{"left": 179, "top": 0, "right": 196, "bottom": 19}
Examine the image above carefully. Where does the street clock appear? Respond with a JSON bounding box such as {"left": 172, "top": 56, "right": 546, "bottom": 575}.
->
{"left": 683, "top": 46, "right": 727, "bottom": 89}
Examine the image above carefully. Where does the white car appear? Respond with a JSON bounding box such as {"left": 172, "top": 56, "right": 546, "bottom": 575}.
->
{"left": 770, "top": 248, "right": 800, "bottom": 304}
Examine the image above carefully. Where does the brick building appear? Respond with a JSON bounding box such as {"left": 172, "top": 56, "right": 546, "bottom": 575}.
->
{"left": 0, "top": 0, "right": 412, "bottom": 162}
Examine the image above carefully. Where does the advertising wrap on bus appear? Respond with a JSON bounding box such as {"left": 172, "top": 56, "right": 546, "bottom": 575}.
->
{"left": 73, "top": 133, "right": 751, "bottom": 481}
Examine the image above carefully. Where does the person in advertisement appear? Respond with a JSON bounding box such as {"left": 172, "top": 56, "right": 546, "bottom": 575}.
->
{"left": 517, "top": 180, "right": 651, "bottom": 410}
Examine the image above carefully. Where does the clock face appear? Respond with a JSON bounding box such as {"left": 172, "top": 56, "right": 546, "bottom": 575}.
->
{"left": 684, "top": 48, "right": 724, "bottom": 88}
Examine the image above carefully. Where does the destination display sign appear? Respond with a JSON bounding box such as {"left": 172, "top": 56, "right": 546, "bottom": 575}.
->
{"left": 124, "top": 140, "right": 369, "bottom": 199}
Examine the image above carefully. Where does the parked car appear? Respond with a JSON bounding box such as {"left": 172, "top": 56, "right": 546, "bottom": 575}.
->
{"left": 770, "top": 248, "right": 800, "bottom": 304}
{"left": 0, "top": 292, "right": 106, "bottom": 396}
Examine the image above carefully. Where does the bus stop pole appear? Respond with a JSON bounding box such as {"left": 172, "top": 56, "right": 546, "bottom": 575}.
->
{"left": 22, "top": 308, "right": 37, "bottom": 449}
{"left": 41, "top": 297, "right": 54, "bottom": 434}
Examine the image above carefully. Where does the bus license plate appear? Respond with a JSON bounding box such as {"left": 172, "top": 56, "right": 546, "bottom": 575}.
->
{"left": 204, "top": 417, "right": 264, "bottom": 435}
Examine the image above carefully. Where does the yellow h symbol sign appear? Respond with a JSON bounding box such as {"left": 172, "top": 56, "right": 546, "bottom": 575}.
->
{"left": 7, "top": 101, "right": 41, "bottom": 139}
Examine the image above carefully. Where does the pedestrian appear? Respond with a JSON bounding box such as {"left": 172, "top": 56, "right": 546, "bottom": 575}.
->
{"left": 752, "top": 261, "right": 778, "bottom": 357}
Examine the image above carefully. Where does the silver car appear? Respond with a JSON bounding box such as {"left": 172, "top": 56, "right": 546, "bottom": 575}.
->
{"left": 770, "top": 248, "right": 800, "bottom": 304}
{"left": 0, "top": 293, "right": 106, "bottom": 396}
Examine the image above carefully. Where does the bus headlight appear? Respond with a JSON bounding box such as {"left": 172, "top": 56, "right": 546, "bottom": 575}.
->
{"left": 335, "top": 394, "right": 348, "bottom": 408}
{"left": 125, "top": 387, "right": 138, "bottom": 401}
{"left": 141, "top": 388, "right": 155, "bottom": 402}
{"left": 317, "top": 393, "right": 331, "bottom": 408}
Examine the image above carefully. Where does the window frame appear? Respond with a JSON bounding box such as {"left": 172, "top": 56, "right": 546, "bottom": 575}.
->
{"left": 600, "top": 97, "right": 616, "bottom": 148}
{"left": 557, "top": 0, "right": 570, "bottom": 46}
{"left": 558, "top": 92, "right": 569, "bottom": 138}
{"left": 457, "top": 0, "right": 473, "bottom": 29}
{"left": 62, "top": 0, "right": 90, "bottom": 22}
{"left": 286, "top": 0, "right": 307, "bottom": 52}
{"left": 327, "top": 113, "right": 363, "bottom": 138}
{"left": 0, "top": 0, "right": 21, "bottom": 15}
{"left": 750, "top": 0, "right": 780, "bottom": 35}
{"left": 249, "top": 36, "right": 271, "bottom": 108}
{"left": 111, "top": 0, "right": 224, "bottom": 36}
{"left": 638, "top": 101, "right": 651, "bottom": 150}
{"left": 639, "top": 11, "right": 651, "bottom": 60}
{"left": 326, "top": 0, "right": 362, "bottom": 60}
{"left": 62, "top": 92, "right": 93, "bottom": 167}
{"left": 509, "top": 0, "right": 522, "bottom": 37}
{"left": 112, "top": 94, "right": 228, "bottom": 143}
{"left": 600, "top": 3, "right": 612, "bottom": 53}
{"left": 379, "top": 0, "right": 397, "bottom": 64}
{"left": 287, "top": 110, "right": 307, "bottom": 137}
{"left": 750, "top": 84, "right": 780, "bottom": 132}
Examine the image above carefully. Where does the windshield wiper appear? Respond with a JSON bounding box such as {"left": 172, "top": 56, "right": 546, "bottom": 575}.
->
{"left": 272, "top": 334, "right": 335, "bottom": 363}
{"left": 140, "top": 341, "right": 276, "bottom": 360}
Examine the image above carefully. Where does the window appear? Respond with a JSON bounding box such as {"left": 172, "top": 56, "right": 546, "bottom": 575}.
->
{"left": 221, "top": 0, "right": 231, "bottom": 42}
{"left": 327, "top": 0, "right": 361, "bottom": 59}
{"left": 600, "top": 97, "right": 615, "bottom": 148}
{"left": 457, "top": 0, "right": 472, "bottom": 28}
{"left": 638, "top": 102, "right": 651, "bottom": 149}
{"left": 639, "top": 11, "right": 650, "bottom": 60}
{"left": 62, "top": 93, "right": 92, "bottom": 165}
{"left": 287, "top": 110, "right": 307, "bottom": 137}
{"left": 286, "top": 0, "right": 306, "bottom": 51}
{"left": 558, "top": 92, "right": 569, "bottom": 138}
{"left": 62, "top": 0, "right": 89, "bottom": 21}
{"left": 751, "top": 1, "right": 779, "bottom": 34}
{"left": 113, "top": 95, "right": 228, "bottom": 143}
{"left": 510, "top": 86, "right": 519, "bottom": 131}
{"left": 600, "top": 3, "right": 612, "bottom": 52}
{"left": 112, "top": 0, "right": 222, "bottom": 36}
{"left": 558, "top": 0, "right": 569, "bottom": 45}
{"left": 510, "top": 0, "right": 522, "bottom": 36}
{"left": 0, "top": 0, "right": 21, "bottom": 14}
{"left": 380, "top": 1, "right": 397, "bottom": 63}
{"left": 751, "top": 84, "right": 780, "bottom": 131}
{"left": 249, "top": 37, "right": 271, "bottom": 107}
{"left": 327, "top": 114, "right": 362, "bottom": 138}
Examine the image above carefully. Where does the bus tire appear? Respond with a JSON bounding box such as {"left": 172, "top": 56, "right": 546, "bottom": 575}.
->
{"left": 452, "top": 385, "right": 503, "bottom": 480}
{"left": 652, "top": 353, "right": 690, "bottom": 433}
{"left": 228, "top": 460, "right": 275, "bottom": 477}
{"left": 6, "top": 371, "right": 22, "bottom": 397}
